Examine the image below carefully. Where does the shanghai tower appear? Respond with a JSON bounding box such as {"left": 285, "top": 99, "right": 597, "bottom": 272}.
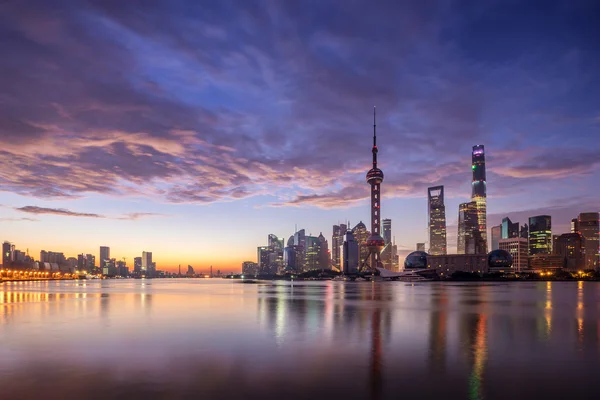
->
{"left": 471, "top": 145, "right": 487, "bottom": 252}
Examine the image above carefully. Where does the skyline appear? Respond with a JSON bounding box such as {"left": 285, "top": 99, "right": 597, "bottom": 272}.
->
{"left": 1, "top": 1, "right": 599, "bottom": 271}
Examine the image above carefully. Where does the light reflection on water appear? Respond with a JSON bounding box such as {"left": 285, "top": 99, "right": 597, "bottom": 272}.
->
{"left": 0, "top": 280, "right": 599, "bottom": 399}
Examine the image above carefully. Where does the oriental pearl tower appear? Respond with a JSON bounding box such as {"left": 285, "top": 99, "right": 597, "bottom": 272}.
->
{"left": 361, "top": 107, "right": 386, "bottom": 273}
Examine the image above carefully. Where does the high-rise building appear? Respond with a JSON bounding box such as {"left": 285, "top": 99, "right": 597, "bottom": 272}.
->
{"left": 382, "top": 219, "right": 392, "bottom": 245}
{"left": 457, "top": 201, "right": 478, "bottom": 254}
{"left": 499, "top": 238, "right": 528, "bottom": 272}
{"left": 528, "top": 215, "right": 552, "bottom": 256}
{"left": 342, "top": 230, "right": 359, "bottom": 274}
{"left": 332, "top": 224, "right": 346, "bottom": 270}
{"left": 257, "top": 246, "right": 271, "bottom": 274}
{"left": 99, "top": 246, "right": 110, "bottom": 269}
{"left": 416, "top": 243, "right": 426, "bottom": 252}
{"left": 520, "top": 224, "right": 528, "bottom": 239}
{"left": 571, "top": 218, "right": 579, "bottom": 233}
{"left": 352, "top": 221, "right": 370, "bottom": 264}
{"left": 242, "top": 261, "right": 259, "bottom": 276}
{"left": 428, "top": 186, "right": 447, "bottom": 255}
{"left": 471, "top": 145, "right": 487, "bottom": 252}
{"left": 553, "top": 233, "right": 585, "bottom": 271}
{"left": 317, "top": 233, "right": 330, "bottom": 270}
{"left": 293, "top": 229, "right": 307, "bottom": 271}
{"left": 2, "top": 241, "right": 11, "bottom": 266}
{"left": 304, "top": 235, "right": 321, "bottom": 271}
{"left": 141, "top": 251, "right": 153, "bottom": 274}
{"left": 491, "top": 225, "right": 501, "bottom": 251}
{"left": 501, "top": 217, "right": 519, "bottom": 239}
{"left": 134, "top": 257, "right": 142, "bottom": 273}
{"left": 267, "top": 234, "right": 284, "bottom": 273}
{"left": 577, "top": 212, "right": 599, "bottom": 270}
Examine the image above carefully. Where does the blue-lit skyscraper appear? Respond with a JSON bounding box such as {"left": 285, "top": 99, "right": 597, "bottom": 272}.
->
{"left": 471, "top": 145, "right": 487, "bottom": 253}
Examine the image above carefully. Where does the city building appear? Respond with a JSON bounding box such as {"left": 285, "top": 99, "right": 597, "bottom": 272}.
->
{"left": 342, "top": 229, "right": 359, "bottom": 274}
{"left": 499, "top": 237, "right": 528, "bottom": 272}
{"left": 427, "top": 254, "right": 488, "bottom": 277}
{"left": 491, "top": 225, "right": 501, "bottom": 251}
{"left": 528, "top": 215, "right": 552, "bottom": 255}
{"left": 142, "top": 251, "right": 153, "bottom": 276}
{"left": 318, "top": 233, "right": 330, "bottom": 270}
{"left": 501, "top": 217, "right": 519, "bottom": 239}
{"left": 488, "top": 249, "right": 514, "bottom": 274}
{"left": 571, "top": 218, "right": 579, "bottom": 233}
{"left": 382, "top": 219, "right": 392, "bottom": 245}
{"left": 134, "top": 257, "right": 142, "bottom": 273}
{"left": 284, "top": 235, "right": 303, "bottom": 273}
{"left": 331, "top": 224, "right": 347, "bottom": 270}
{"left": 416, "top": 243, "right": 426, "bottom": 252}
{"left": 457, "top": 201, "right": 478, "bottom": 254}
{"left": 428, "top": 186, "right": 447, "bottom": 255}
{"left": 520, "top": 224, "right": 528, "bottom": 239}
{"left": 186, "top": 265, "right": 195, "bottom": 276}
{"left": 242, "top": 261, "right": 259, "bottom": 276}
{"left": 99, "top": 246, "right": 110, "bottom": 269}
{"left": 553, "top": 233, "right": 585, "bottom": 271}
{"left": 471, "top": 145, "right": 487, "bottom": 253}
{"left": 529, "top": 254, "right": 563, "bottom": 273}
{"left": 352, "top": 221, "right": 370, "bottom": 265}
{"left": 2, "top": 241, "right": 11, "bottom": 266}
{"left": 577, "top": 212, "right": 599, "bottom": 270}
{"left": 116, "top": 260, "right": 129, "bottom": 277}
{"left": 257, "top": 246, "right": 271, "bottom": 274}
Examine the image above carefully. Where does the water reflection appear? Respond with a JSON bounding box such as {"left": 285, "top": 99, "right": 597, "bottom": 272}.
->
{"left": 0, "top": 280, "right": 599, "bottom": 399}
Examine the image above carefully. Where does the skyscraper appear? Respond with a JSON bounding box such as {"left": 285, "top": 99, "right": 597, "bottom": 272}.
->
{"left": 428, "top": 186, "right": 447, "bottom": 255}
{"left": 100, "top": 246, "right": 110, "bottom": 269}
{"left": 471, "top": 145, "right": 487, "bottom": 252}
{"left": 491, "top": 225, "right": 501, "bottom": 251}
{"left": 416, "top": 243, "right": 426, "bottom": 252}
{"left": 2, "top": 241, "right": 11, "bottom": 266}
{"left": 134, "top": 257, "right": 142, "bottom": 273}
{"left": 577, "top": 212, "right": 599, "bottom": 270}
{"left": 457, "top": 201, "right": 477, "bottom": 254}
{"left": 141, "top": 251, "right": 153, "bottom": 274}
{"left": 342, "top": 230, "right": 359, "bottom": 274}
{"left": 553, "top": 233, "right": 585, "bottom": 271}
{"left": 570, "top": 218, "right": 579, "bottom": 233}
{"left": 331, "top": 224, "right": 347, "bottom": 270}
{"left": 528, "top": 215, "right": 552, "bottom": 256}
{"left": 501, "top": 217, "right": 519, "bottom": 239}
{"left": 382, "top": 219, "right": 392, "bottom": 245}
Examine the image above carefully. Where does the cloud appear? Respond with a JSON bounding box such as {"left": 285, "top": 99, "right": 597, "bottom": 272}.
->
{"left": 15, "top": 206, "right": 165, "bottom": 220}
{"left": 0, "top": 0, "right": 598, "bottom": 209}
{"left": 0, "top": 217, "right": 39, "bottom": 222}
{"left": 118, "top": 212, "right": 166, "bottom": 220}
{"left": 16, "top": 206, "right": 104, "bottom": 218}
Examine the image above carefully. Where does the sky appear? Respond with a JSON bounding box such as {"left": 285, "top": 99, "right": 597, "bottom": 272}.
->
{"left": 0, "top": 0, "right": 599, "bottom": 272}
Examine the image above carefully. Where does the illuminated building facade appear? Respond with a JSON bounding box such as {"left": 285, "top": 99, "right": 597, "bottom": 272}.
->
{"left": 382, "top": 219, "right": 392, "bottom": 245}
{"left": 528, "top": 215, "right": 552, "bottom": 256}
{"left": 2, "top": 241, "right": 11, "bottom": 266}
{"left": 457, "top": 201, "right": 478, "bottom": 254}
{"left": 134, "top": 257, "right": 142, "bottom": 273}
{"left": 471, "top": 145, "right": 487, "bottom": 252}
{"left": 99, "top": 246, "right": 110, "bottom": 269}
{"left": 242, "top": 261, "right": 259, "bottom": 276}
{"left": 428, "top": 186, "right": 447, "bottom": 255}
{"left": 331, "top": 224, "right": 347, "bottom": 270}
{"left": 499, "top": 237, "right": 528, "bottom": 272}
{"left": 577, "top": 212, "right": 599, "bottom": 270}
{"left": 141, "top": 251, "right": 153, "bottom": 275}
{"left": 352, "top": 221, "right": 370, "bottom": 266}
{"left": 553, "top": 233, "right": 585, "bottom": 271}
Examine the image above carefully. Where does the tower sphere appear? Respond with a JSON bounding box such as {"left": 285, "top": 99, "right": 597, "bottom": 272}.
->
{"left": 366, "top": 167, "right": 384, "bottom": 185}
{"left": 365, "top": 233, "right": 385, "bottom": 252}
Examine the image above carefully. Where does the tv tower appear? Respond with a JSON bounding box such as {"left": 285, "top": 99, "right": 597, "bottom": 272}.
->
{"left": 361, "top": 107, "right": 386, "bottom": 273}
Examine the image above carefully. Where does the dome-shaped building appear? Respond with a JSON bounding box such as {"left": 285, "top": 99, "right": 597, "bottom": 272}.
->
{"left": 404, "top": 251, "right": 429, "bottom": 269}
{"left": 488, "top": 249, "right": 513, "bottom": 272}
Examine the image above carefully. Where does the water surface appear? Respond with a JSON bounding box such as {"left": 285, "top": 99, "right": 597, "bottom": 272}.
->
{"left": 1, "top": 279, "right": 598, "bottom": 399}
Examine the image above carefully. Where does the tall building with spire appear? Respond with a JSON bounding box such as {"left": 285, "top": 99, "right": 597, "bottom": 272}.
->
{"left": 331, "top": 223, "right": 347, "bottom": 270}
{"left": 428, "top": 186, "right": 447, "bottom": 255}
{"left": 471, "top": 145, "right": 488, "bottom": 253}
{"left": 361, "top": 108, "right": 386, "bottom": 271}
